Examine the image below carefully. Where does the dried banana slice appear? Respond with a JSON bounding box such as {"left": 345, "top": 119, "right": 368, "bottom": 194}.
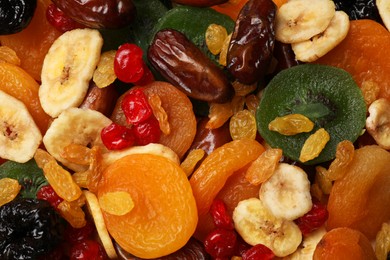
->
{"left": 292, "top": 11, "right": 350, "bottom": 62}
{"left": 377, "top": 0, "right": 390, "bottom": 31}
{"left": 275, "top": 0, "right": 336, "bottom": 43}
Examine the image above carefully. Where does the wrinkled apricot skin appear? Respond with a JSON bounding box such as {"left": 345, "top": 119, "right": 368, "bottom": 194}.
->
{"left": 98, "top": 154, "right": 198, "bottom": 259}
{"left": 327, "top": 145, "right": 390, "bottom": 239}
{"left": 0, "top": 62, "right": 51, "bottom": 134}
{"left": 313, "top": 227, "right": 376, "bottom": 260}
{"left": 315, "top": 20, "right": 390, "bottom": 101}
{"left": 189, "top": 139, "right": 265, "bottom": 216}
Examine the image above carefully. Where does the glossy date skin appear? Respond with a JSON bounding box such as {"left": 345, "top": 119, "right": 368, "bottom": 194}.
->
{"left": 171, "top": 0, "right": 228, "bottom": 7}
{"left": 148, "top": 29, "right": 234, "bottom": 103}
{"left": 52, "top": 0, "right": 136, "bottom": 29}
{"left": 0, "top": 0, "right": 37, "bottom": 35}
{"left": 227, "top": 0, "right": 276, "bottom": 84}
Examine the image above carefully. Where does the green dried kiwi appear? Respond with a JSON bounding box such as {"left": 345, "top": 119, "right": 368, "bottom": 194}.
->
{"left": 256, "top": 64, "right": 366, "bottom": 165}
{"left": 0, "top": 159, "right": 48, "bottom": 199}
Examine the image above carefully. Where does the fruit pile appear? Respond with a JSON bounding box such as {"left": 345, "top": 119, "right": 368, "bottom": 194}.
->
{"left": 0, "top": 0, "right": 390, "bottom": 259}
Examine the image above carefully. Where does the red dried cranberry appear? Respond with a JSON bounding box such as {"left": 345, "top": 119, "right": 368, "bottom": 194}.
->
{"left": 210, "top": 199, "right": 234, "bottom": 230}
{"left": 36, "top": 184, "right": 63, "bottom": 208}
{"left": 69, "top": 240, "right": 107, "bottom": 260}
{"left": 134, "top": 63, "right": 155, "bottom": 86}
{"left": 64, "top": 221, "right": 95, "bottom": 244}
{"left": 121, "top": 88, "right": 153, "bottom": 125}
{"left": 242, "top": 244, "right": 274, "bottom": 260}
{"left": 46, "top": 4, "right": 84, "bottom": 33}
{"left": 114, "top": 43, "right": 145, "bottom": 83}
{"left": 133, "top": 116, "right": 161, "bottom": 145}
{"left": 101, "top": 122, "right": 135, "bottom": 150}
{"left": 295, "top": 199, "right": 328, "bottom": 236}
{"left": 204, "top": 228, "right": 237, "bottom": 258}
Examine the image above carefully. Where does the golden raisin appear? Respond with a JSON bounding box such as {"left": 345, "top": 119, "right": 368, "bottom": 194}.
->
{"left": 0, "top": 178, "right": 21, "bottom": 206}
{"left": 34, "top": 148, "right": 55, "bottom": 168}
{"left": 148, "top": 93, "right": 171, "bottom": 135}
{"left": 361, "top": 80, "right": 381, "bottom": 106}
{"left": 57, "top": 200, "right": 86, "bottom": 228}
{"left": 375, "top": 223, "right": 390, "bottom": 260}
{"left": 205, "top": 24, "right": 228, "bottom": 55}
{"left": 72, "top": 171, "right": 89, "bottom": 188}
{"left": 99, "top": 191, "right": 135, "bottom": 216}
{"left": 315, "top": 166, "right": 333, "bottom": 195}
{"left": 299, "top": 128, "right": 330, "bottom": 163}
{"left": 206, "top": 101, "right": 233, "bottom": 129}
{"left": 85, "top": 146, "right": 103, "bottom": 193}
{"left": 245, "top": 148, "right": 282, "bottom": 185}
{"left": 245, "top": 94, "right": 260, "bottom": 114}
{"left": 219, "top": 33, "right": 232, "bottom": 66}
{"left": 232, "top": 80, "right": 257, "bottom": 97}
{"left": 231, "top": 95, "right": 246, "bottom": 114}
{"left": 93, "top": 50, "right": 117, "bottom": 88}
{"left": 229, "top": 109, "right": 257, "bottom": 140}
{"left": 327, "top": 140, "right": 355, "bottom": 181}
{"left": 269, "top": 114, "right": 314, "bottom": 136}
{"left": 61, "top": 143, "right": 91, "bottom": 166}
{"left": 180, "top": 148, "right": 205, "bottom": 177}
{"left": 0, "top": 46, "right": 20, "bottom": 66}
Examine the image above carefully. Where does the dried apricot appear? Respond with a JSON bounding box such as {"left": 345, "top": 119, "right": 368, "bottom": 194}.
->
{"left": 327, "top": 145, "right": 390, "bottom": 239}
{"left": 315, "top": 20, "right": 390, "bottom": 100}
{"left": 313, "top": 227, "right": 376, "bottom": 260}
{"left": 189, "top": 139, "right": 265, "bottom": 216}
{"left": 0, "top": 0, "right": 62, "bottom": 81}
{"left": 98, "top": 154, "right": 198, "bottom": 259}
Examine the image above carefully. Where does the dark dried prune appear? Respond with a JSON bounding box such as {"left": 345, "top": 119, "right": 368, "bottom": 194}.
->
{"left": 52, "top": 0, "right": 136, "bottom": 29}
{"left": 0, "top": 198, "right": 64, "bottom": 260}
{"left": 0, "top": 0, "right": 37, "bottom": 35}
{"left": 333, "top": 0, "right": 382, "bottom": 22}
{"left": 227, "top": 0, "right": 276, "bottom": 84}
{"left": 148, "top": 29, "right": 234, "bottom": 103}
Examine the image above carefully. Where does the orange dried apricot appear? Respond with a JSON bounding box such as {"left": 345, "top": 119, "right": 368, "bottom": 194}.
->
{"left": 98, "top": 154, "right": 198, "bottom": 259}
{"left": 0, "top": 62, "right": 51, "bottom": 134}
{"left": 313, "top": 227, "right": 376, "bottom": 260}
{"left": 327, "top": 145, "right": 390, "bottom": 239}
{"left": 189, "top": 139, "right": 265, "bottom": 216}
{"left": 0, "top": 0, "right": 62, "bottom": 81}
{"left": 315, "top": 20, "right": 390, "bottom": 101}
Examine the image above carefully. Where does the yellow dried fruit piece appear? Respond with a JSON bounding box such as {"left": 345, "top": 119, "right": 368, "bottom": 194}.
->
{"left": 245, "top": 148, "right": 282, "bottom": 185}
{"left": 0, "top": 178, "right": 21, "bottom": 206}
{"left": 0, "top": 46, "right": 21, "bottom": 66}
{"left": 327, "top": 140, "right": 355, "bottom": 181}
{"left": 72, "top": 171, "right": 89, "bottom": 189}
{"left": 229, "top": 109, "right": 257, "bottom": 140}
{"left": 148, "top": 93, "right": 171, "bottom": 135}
{"left": 375, "top": 222, "right": 390, "bottom": 260}
{"left": 245, "top": 94, "right": 260, "bottom": 114}
{"left": 219, "top": 33, "right": 232, "bottom": 66}
{"left": 57, "top": 200, "right": 86, "bottom": 228}
{"left": 93, "top": 50, "right": 117, "bottom": 88}
{"left": 315, "top": 166, "right": 333, "bottom": 195}
{"left": 99, "top": 191, "right": 135, "bottom": 216}
{"left": 86, "top": 146, "right": 103, "bottom": 193}
{"left": 34, "top": 148, "right": 55, "bottom": 168}
{"left": 232, "top": 80, "right": 257, "bottom": 97}
{"left": 42, "top": 160, "right": 83, "bottom": 202}
{"left": 231, "top": 95, "right": 246, "bottom": 114}
{"left": 206, "top": 101, "right": 233, "bottom": 129}
{"left": 269, "top": 113, "right": 314, "bottom": 136}
{"left": 361, "top": 80, "right": 380, "bottom": 106}
{"left": 180, "top": 148, "right": 205, "bottom": 177}
{"left": 299, "top": 128, "right": 330, "bottom": 163}
{"left": 310, "top": 183, "right": 324, "bottom": 202}
{"left": 61, "top": 143, "right": 91, "bottom": 166}
{"left": 205, "top": 24, "right": 228, "bottom": 55}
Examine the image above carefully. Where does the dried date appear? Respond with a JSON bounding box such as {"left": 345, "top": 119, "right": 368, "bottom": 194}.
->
{"left": 52, "top": 0, "right": 136, "bottom": 29}
{"left": 227, "top": 0, "right": 276, "bottom": 84}
{"left": 171, "top": 0, "right": 228, "bottom": 7}
{"left": 79, "top": 82, "right": 119, "bottom": 117}
{"left": 0, "top": 0, "right": 37, "bottom": 35}
{"left": 148, "top": 29, "right": 234, "bottom": 103}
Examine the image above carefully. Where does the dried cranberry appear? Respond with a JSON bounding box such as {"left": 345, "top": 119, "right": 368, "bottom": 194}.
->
{"left": 36, "top": 184, "right": 63, "bottom": 208}
{"left": 121, "top": 88, "right": 153, "bottom": 125}
{"left": 133, "top": 116, "right": 161, "bottom": 146}
{"left": 101, "top": 122, "right": 135, "bottom": 150}
{"left": 210, "top": 199, "right": 234, "bottom": 230}
{"left": 69, "top": 240, "right": 107, "bottom": 260}
{"left": 64, "top": 221, "right": 95, "bottom": 244}
{"left": 46, "top": 4, "right": 84, "bottom": 33}
{"left": 242, "top": 244, "right": 274, "bottom": 260}
{"left": 114, "top": 43, "right": 146, "bottom": 83}
{"left": 133, "top": 64, "right": 155, "bottom": 86}
{"left": 295, "top": 199, "right": 328, "bottom": 236}
{"left": 204, "top": 228, "right": 237, "bottom": 258}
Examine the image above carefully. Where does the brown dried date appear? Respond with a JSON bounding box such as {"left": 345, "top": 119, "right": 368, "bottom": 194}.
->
{"left": 52, "top": 0, "right": 136, "bottom": 29}
{"left": 273, "top": 41, "right": 301, "bottom": 74}
{"left": 148, "top": 29, "right": 234, "bottom": 103}
{"left": 79, "top": 82, "right": 118, "bottom": 117}
{"left": 227, "top": 0, "right": 276, "bottom": 84}
{"left": 171, "top": 0, "right": 228, "bottom": 7}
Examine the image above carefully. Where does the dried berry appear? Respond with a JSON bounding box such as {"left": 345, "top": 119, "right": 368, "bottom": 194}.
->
{"left": 133, "top": 115, "right": 161, "bottom": 145}
{"left": 210, "top": 199, "right": 234, "bottom": 230}
{"left": 121, "top": 88, "right": 153, "bottom": 125}
{"left": 69, "top": 240, "right": 108, "bottom": 260}
{"left": 204, "top": 228, "right": 237, "bottom": 258}
{"left": 242, "top": 244, "right": 274, "bottom": 260}
{"left": 101, "top": 123, "right": 136, "bottom": 150}
{"left": 36, "top": 184, "right": 64, "bottom": 209}
{"left": 46, "top": 3, "right": 84, "bottom": 33}
{"left": 0, "top": 198, "right": 63, "bottom": 259}
{"left": 295, "top": 199, "right": 328, "bottom": 235}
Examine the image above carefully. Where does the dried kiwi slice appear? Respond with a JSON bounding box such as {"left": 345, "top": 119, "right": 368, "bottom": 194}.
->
{"left": 256, "top": 64, "right": 366, "bottom": 165}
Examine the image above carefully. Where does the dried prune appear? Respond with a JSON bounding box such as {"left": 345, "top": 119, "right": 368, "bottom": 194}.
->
{"left": 0, "top": 198, "right": 64, "bottom": 259}
{"left": 333, "top": 0, "right": 382, "bottom": 22}
{"left": 148, "top": 29, "right": 234, "bottom": 103}
{"left": 227, "top": 0, "right": 276, "bottom": 84}
{"left": 0, "top": 0, "right": 37, "bottom": 35}
{"left": 52, "top": 0, "right": 136, "bottom": 29}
